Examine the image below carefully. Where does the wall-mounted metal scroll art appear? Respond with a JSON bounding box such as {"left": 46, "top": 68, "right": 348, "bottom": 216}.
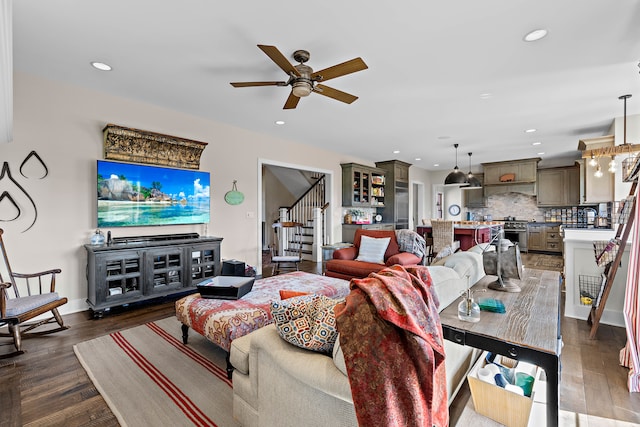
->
{"left": 0, "top": 161, "right": 38, "bottom": 232}
{"left": 19, "top": 150, "right": 49, "bottom": 179}
{"left": 103, "top": 124, "right": 208, "bottom": 170}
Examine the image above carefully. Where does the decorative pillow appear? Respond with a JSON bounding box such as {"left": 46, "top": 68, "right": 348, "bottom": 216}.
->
{"left": 356, "top": 235, "right": 391, "bottom": 264}
{"left": 279, "top": 290, "right": 310, "bottom": 300}
{"left": 270, "top": 294, "right": 343, "bottom": 353}
{"left": 431, "top": 244, "right": 454, "bottom": 265}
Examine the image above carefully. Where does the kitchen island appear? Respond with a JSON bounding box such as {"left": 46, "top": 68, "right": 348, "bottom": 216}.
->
{"left": 563, "top": 228, "right": 630, "bottom": 327}
{"left": 417, "top": 222, "right": 503, "bottom": 251}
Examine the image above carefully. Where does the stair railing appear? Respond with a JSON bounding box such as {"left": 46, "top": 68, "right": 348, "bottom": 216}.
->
{"left": 279, "top": 174, "right": 327, "bottom": 261}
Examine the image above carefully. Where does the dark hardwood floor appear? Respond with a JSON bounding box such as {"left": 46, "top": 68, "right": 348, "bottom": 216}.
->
{"left": 1, "top": 253, "right": 639, "bottom": 426}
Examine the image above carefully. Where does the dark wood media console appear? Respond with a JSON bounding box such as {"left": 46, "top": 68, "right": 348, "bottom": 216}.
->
{"left": 84, "top": 233, "right": 222, "bottom": 317}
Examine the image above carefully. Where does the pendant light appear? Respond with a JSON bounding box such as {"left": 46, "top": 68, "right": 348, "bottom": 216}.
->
{"left": 464, "top": 152, "right": 482, "bottom": 188}
{"left": 444, "top": 143, "right": 469, "bottom": 185}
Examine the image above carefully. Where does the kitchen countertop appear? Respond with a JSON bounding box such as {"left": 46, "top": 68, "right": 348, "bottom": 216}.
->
{"left": 419, "top": 221, "right": 504, "bottom": 230}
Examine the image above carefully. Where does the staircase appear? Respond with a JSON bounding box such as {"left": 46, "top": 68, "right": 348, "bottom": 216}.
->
{"left": 277, "top": 174, "right": 328, "bottom": 262}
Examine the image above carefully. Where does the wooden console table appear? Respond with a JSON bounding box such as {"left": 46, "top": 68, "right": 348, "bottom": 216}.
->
{"left": 438, "top": 269, "right": 562, "bottom": 427}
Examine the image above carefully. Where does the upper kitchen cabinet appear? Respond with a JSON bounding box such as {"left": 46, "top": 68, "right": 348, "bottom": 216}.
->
{"left": 537, "top": 165, "right": 580, "bottom": 206}
{"left": 482, "top": 158, "right": 540, "bottom": 196}
{"left": 341, "top": 163, "right": 386, "bottom": 207}
{"left": 375, "top": 160, "right": 411, "bottom": 229}
{"left": 464, "top": 173, "right": 486, "bottom": 208}
{"left": 578, "top": 136, "right": 615, "bottom": 204}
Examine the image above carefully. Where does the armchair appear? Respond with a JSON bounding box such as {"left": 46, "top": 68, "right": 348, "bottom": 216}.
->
{"left": 0, "top": 229, "right": 68, "bottom": 358}
{"left": 325, "top": 229, "right": 423, "bottom": 280}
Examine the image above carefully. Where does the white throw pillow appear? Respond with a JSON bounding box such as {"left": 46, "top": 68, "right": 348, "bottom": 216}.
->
{"left": 355, "top": 235, "right": 391, "bottom": 264}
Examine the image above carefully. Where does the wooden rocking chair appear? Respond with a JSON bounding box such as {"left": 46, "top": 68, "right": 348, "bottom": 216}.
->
{"left": 0, "top": 229, "right": 68, "bottom": 358}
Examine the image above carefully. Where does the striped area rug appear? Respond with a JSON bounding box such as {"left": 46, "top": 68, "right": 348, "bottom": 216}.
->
{"left": 74, "top": 317, "right": 239, "bottom": 427}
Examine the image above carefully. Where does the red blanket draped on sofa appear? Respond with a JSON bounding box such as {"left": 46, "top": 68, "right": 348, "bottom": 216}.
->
{"left": 335, "top": 265, "right": 448, "bottom": 427}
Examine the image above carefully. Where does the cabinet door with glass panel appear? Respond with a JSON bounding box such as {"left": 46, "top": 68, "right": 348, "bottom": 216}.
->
{"left": 146, "top": 247, "right": 185, "bottom": 295}
{"left": 341, "top": 163, "right": 385, "bottom": 207}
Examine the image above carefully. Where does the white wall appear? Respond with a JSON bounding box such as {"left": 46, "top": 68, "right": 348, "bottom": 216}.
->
{"left": 5, "top": 72, "right": 396, "bottom": 314}
{"left": 609, "top": 113, "right": 640, "bottom": 201}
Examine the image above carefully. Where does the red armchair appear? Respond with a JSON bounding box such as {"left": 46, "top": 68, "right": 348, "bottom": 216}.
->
{"left": 325, "top": 229, "right": 422, "bottom": 281}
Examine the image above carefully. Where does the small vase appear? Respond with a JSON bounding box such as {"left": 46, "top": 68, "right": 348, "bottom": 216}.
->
{"left": 90, "top": 229, "right": 106, "bottom": 245}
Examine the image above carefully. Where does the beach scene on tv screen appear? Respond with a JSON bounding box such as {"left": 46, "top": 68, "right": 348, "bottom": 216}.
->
{"left": 97, "top": 161, "right": 210, "bottom": 227}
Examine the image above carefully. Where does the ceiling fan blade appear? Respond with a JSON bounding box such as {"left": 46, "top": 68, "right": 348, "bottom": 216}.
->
{"left": 283, "top": 92, "right": 300, "bottom": 109}
{"left": 314, "top": 84, "right": 358, "bottom": 104}
{"left": 230, "top": 81, "right": 286, "bottom": 87}
{"left": 258, "top": 45, "right": 301, "bottom": 77}
{"left": 311, "top": 58, "right": 368, "bottom": 82}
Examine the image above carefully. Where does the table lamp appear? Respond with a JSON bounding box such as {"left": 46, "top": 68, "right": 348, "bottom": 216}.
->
{"left": 482, "top": 231, "right": 524, "bottom": 292}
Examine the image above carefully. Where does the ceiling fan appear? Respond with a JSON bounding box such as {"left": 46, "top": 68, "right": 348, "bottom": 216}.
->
{"left": 230, "top": 44, "right": 368, "bottom": 109}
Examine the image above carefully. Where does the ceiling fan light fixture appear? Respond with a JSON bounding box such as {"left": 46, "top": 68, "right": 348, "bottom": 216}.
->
{"left": 444, "top": 144, "right": 470, "bottom": 186}
{"left": 291, "top": 81, "right": 312, "bottom": 97}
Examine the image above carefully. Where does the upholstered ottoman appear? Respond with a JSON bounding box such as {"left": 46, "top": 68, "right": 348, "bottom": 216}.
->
{"left": 176, "top": 271, "right": 350, "bottom": 375}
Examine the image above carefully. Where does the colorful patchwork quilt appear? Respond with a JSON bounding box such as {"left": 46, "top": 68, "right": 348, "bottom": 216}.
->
{"left": 175, "top": 272, "right": 350, "bottom": 352}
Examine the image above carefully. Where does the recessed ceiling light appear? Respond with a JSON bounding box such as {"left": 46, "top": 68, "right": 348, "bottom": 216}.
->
{"left": 274, "top": 120, "right": 285, "bottom": 125}
{"left": 393, "top": 150, "right": 400, "bottom": 154}
{"left": 523, "top": 29, "right": 548, "bottom": 42}
{"left": 479, "top": 93, "right": 493, "bottom": 100}
{"left": 532, "top": 142, "right": 542, "bottom": 146}
{"left": 91, "top": 61, "right": 112, "bottom": 71}
{"left": 433, "top": 163, "right": 440, "bottom": 167}
{"left": 525, "top": 128, "right": 537, "bottom": 133}
{"left": 537, "top": 152, "right": 545, "bottom": 155}
{"left": 415, "top": 158, "right": 422, "bottom": 161}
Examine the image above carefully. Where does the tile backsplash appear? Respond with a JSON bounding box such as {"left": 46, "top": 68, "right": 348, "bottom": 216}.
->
{"left": 470, "top": 193, "right": 547, "bottom": 222}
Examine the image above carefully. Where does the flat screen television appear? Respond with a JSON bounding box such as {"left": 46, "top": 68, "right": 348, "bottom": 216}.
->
{"left": 96, "top": 160, "right": 210, "bottom": 227}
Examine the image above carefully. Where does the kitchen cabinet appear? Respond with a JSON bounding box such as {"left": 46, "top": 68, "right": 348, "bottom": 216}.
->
{"left": 482, "top": 158, "right": 540, "bottom": 196}
{"left": 483, "top": 158, "right": 539, "bottom": 184}
{"left": 527, "top": 223, "right": 562, "bottom": 253}
{"left": 341, "top": 163, "right": 386, "bottom": 207}
{"left": 537, "top": 165, "right": 580, "bottom": 206}
{"left": 375, "top": 160, "right": 411, "bottom": 229}
{"left": 464, "top": 173, "right": 486, "bottom": 208}
{"left": 545, "top": 225, "right": 562, "bottom": 253}
{"left": 342, "top": 223, "right": 395, "bottom": 243}
{"left": 527, "top": 224, "right": 545, "bottom": 251}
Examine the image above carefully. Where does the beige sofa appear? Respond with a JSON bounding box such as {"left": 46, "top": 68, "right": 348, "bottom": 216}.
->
{"left": 230, "top": 248, "right": 487, "bottom": 427}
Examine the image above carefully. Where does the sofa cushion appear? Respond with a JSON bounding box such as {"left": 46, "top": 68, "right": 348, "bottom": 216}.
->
{"left": 332, "top": 334, "right": 348, "bottom": 377}
{"left": 435, "top": 251, "right": 484, "bottom": 285}
{"left": 325, "top": 259, "right": 391, "bottom": 280}
{"left": 355, "top": 235, "right": 390, "bottom": 264}
{"left": 270, "top": 294, "right": 343, "bottom": 353}
{"left": 385, "top": 251, "right": 422, "bottom": 266}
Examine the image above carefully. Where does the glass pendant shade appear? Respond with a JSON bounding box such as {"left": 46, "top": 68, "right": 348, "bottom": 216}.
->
{"left": 444, "top": 144, "right": 469, "bottom": 185}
